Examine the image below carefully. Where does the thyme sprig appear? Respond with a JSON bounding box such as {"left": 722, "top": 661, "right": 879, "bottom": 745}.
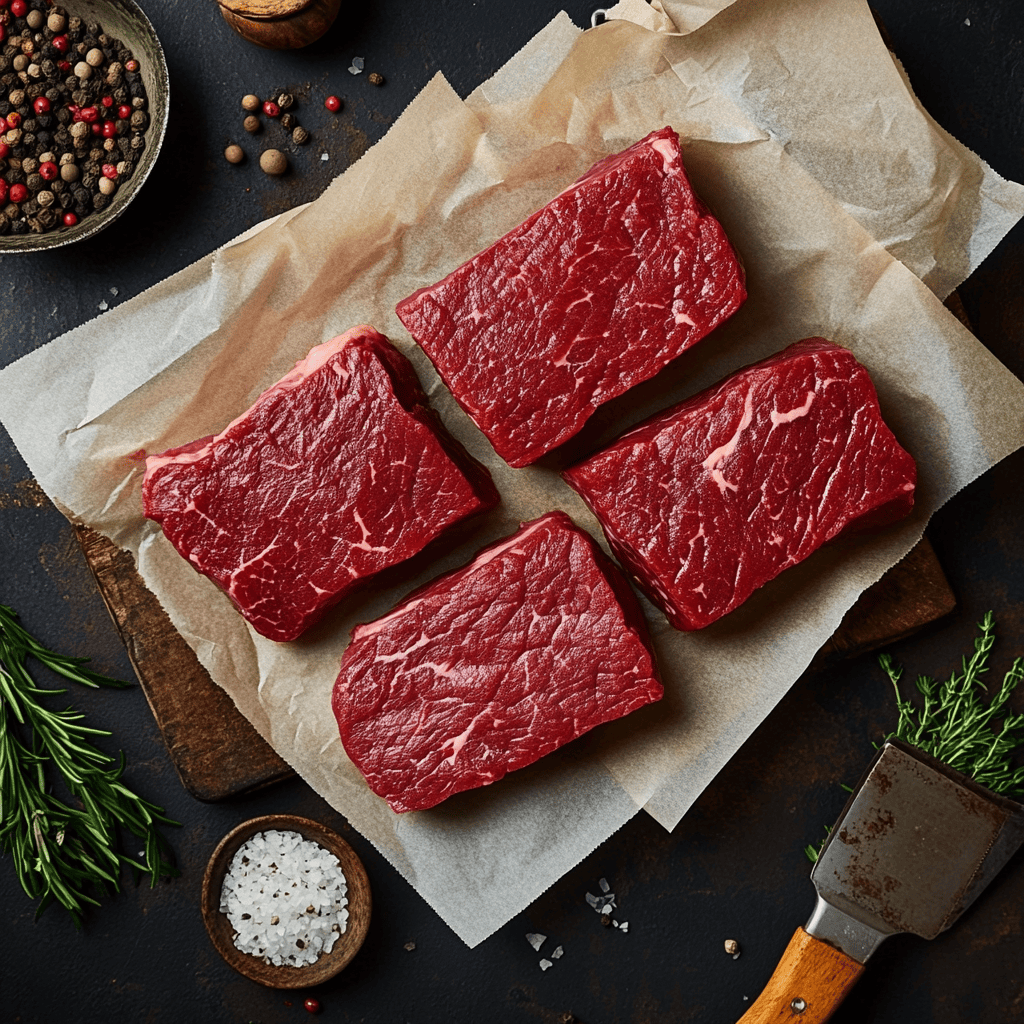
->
{"left": 806, "top": 612, "right": 1024, "bottom": 862}
{"left": 0, "top": 604, "right": 179, "bottom": 928}
{"left": 880, "top": 611, "right": 1024, "bottom": 799}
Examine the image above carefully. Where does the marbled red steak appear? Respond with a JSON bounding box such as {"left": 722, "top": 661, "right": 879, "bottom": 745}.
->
{"left": 562, "top": 339, "right": 917, "bottom": 631}
{"left": 332, "top": 511, "right": 662, "bottom": 813}
{"left": 142, "top": 326, "right": 498, "bottom": 643}
{"left": 395, "top": 126, "right": 746, "bottom": 467}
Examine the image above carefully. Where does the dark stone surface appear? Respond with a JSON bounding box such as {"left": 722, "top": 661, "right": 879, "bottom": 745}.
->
{"left": 2, "top": 2, "right": 1023, "bottom": 1022}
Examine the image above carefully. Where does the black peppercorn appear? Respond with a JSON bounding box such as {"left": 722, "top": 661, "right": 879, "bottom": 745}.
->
{"left": 58, "top": 190, "right": 72, "bottom": 209}
{"left": 11, "top": 218, "right": 28, "bottom": 234}
{"left": 81, "top": 171, "right": 97, "bottom": 190}
{"left": 26, "top": 172, "right": 42, "bottom": 192}
{"left": 6, "top": 167, "right": 23, "bottom": 185}
{"left": 92, "top": 191, "right": 108, "bottom": 210}
{"left": 0, "top": 219, "right": 9, "bottom": 236}
{"left": 280, "top": 112, "right": 295, "bottom": 131}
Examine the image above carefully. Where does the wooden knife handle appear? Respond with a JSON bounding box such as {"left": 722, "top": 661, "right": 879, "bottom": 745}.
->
{"left": 736, "top": 927, "right": 865, "bottom": 1024}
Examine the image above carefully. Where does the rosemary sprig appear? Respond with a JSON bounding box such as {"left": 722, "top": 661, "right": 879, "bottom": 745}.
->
{"left": 0, "top": 604, "right": 180, "bottom": 928}
{"left": 806, "top": 612, "right": 1024, "bottom": 862}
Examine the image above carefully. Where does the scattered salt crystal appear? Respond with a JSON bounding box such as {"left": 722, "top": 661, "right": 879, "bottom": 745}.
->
{"left": 620, "top": 922, "right": 629, "bottom": 933}
{"left": 98, "top": 300, "right": 108, "bottom": 311}
{"left": 110, "top": 286, "right": 118, "bottom": 296}
{"left": 349, "top": 56, "right": 365, "bottom": 74}
{"left": 585, "top": 892, "right": 600, "bottom": 909}
{"left": 551, "top": 946, "right": 563, "bottom": 959}
{"left": 526, "top": 932, "right": 546, "bottom": 951}
{"left": 599, "top": 877, "right": 610, "bottom": 893}
{"left": 321, "top": 153, "right": 329, "bottom": 162}
{"left": 600, "top": 905, "right": 612, "bottom": 915}
{"left": 539, "top": 959, "right": 553, "bottom": 971}
{"left": 220, "top": 830, "right": 349, "bottom": 968}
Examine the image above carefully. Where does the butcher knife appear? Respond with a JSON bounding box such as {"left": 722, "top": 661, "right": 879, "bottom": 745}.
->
{"left": 737, "top": 737, "right": 1024, "bottom": 1023}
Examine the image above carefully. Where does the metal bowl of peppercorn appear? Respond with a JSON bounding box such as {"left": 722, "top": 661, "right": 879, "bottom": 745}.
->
{"left": 0, "top": 0, "right": 169, "bottom": 252}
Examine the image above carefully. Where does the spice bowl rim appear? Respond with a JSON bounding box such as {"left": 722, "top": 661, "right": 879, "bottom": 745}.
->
{"left": 201, "top": 813, "right": 372, "bottom": 989}
{"left": 0, "top": 0, "right": 169, "bottom": 254}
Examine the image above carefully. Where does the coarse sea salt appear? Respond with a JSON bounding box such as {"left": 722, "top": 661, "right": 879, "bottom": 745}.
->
{"left": 219, "top": 829, "right": 349, "bottom": 968}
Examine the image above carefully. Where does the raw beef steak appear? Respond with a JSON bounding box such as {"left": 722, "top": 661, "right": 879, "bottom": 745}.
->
{"left": 332, "top": 511, "right": 662, "bottom": 813}
{"left": 395, "top": 126, "right": 746, "bottom": 467}
{"left": 142, "top": 326, "right": 499, "bottom": 643}
{"left": 562, "top": 339, "right": 917, "bottom": 631}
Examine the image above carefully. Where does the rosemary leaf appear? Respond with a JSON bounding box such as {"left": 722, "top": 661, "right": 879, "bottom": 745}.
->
{"left": 0, "top": 604, "right": 180, "bottom": 926}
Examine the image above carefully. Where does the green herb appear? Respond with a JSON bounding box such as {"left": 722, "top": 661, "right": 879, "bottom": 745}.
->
{"left": 881, "top": 611, "right": 1024, "bottom": 799}
{"left": 0, "top": 604, "right": 179, "bottom": 928}
{"left": 806, "top": 612, "right": 1024, "bottom": 862}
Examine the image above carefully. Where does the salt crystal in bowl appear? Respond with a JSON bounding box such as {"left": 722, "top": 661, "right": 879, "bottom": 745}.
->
{"left": 201, "top": 815, "right": 371, "bottom": 988}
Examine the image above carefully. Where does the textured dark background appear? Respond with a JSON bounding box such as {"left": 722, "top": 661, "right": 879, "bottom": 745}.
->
{"left": 2, "top": 1, "right": 1023, "bottom": 1022}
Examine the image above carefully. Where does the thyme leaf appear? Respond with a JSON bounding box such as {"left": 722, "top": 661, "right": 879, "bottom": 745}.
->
{"left": 806, "top": 613, "right": 1024, "bottom": 862}
{"left": 880, "top": 612, "right": 1024, "bottom": 799}
{"left": 0, "top": 604, "right": 179, "bottom": 928}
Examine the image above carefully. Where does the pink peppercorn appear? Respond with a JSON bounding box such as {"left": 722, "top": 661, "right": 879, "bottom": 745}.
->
{"left": 0, "top": 141, "right": 8, "bottom": 159}
{"left": 79, "top": 106, "right": 98, "bottom": 124}
{"left": 101, "top": 96, "right": 114, "bottom": 108}
{"left": 33, "top": 96, "right": 50, "bottom": 115}
{"left": 117, "top": 104, "right": 131, "bottom": 120}
{"left": 38, "top": 161, "right": 58, "bottom": 182}
{"left": 125, "top": 59, "right": 138, "bottom": 72}
{"left": 324, "top": 95, "right": 341, "bottom": 112}
{"left": 102, "top": 164, "right": 118, "bottom": 180}
{"left": 262, "top": 100, "right": 280, "bottom": 118}
{"left": 102, "top": 120, "right": 116, "bottom": 138}
{"left": 52, "top": 34, "right": 69, "bottom": 53}
{"left": 6, "top": 111, "right": 20, "bottom": 129}
{"left": 9, "top": 182, "right": 28, "bottom": 204}
{"left": 63, "top": 212, "right": 78, "bottom": 226}
{"left": 10, "top": 0, "right": 27, "bottom": 17}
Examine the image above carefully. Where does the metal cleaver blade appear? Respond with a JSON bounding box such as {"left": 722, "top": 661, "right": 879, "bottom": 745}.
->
{"left": 737, "top": 737, "right": 1024, "bottom": 1024}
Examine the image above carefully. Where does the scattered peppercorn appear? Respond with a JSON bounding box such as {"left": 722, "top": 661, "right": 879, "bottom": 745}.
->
{"left": 243, "top": 114, "right": 260, "bottom": 134}
{"left": 304, "top": 998, "right": 322, "bottom": 1015}
{"left": 368, "top": 72, "right": 384, "bottom": 86}
{"left": 280, "top": 112, "right": 295, "bottom": 131}
{"left": 259, "top": 148, "right": 287, "bottom": 176}
{"left": 262, "top": 99, "right": 279, "bottom": 118}
{"left": 324, "top": 95, "right": 341, "bottom": 112}
{"left": 291, "top": 126, "right": 309, "bottom": 145}
{"left": 62, "top": 211, "right": 77, "bottom": 226}
{"left": 276, "top": 92, "right": 294, "bottom": 111}
{"left": 224, "top": 143, "right": 244, "bottom": 164}
{"left": 241, "top": 93, "right": 260, "bottom": 112}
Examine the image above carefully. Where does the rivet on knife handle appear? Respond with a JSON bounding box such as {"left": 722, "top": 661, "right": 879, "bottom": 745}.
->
{"left": 735, "top": 927, "right": 864, "bottom": 1024}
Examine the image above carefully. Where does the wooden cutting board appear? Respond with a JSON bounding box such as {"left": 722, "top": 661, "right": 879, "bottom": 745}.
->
{"left": 75, "top": 524, "right": 955, "bottom": 802}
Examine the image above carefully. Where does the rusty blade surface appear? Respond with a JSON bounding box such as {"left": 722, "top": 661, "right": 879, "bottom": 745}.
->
{"left": 810, "top": 738, "right": 1024, "bottom": 953}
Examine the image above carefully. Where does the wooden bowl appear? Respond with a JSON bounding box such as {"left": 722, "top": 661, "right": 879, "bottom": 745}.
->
{"left": 201, "top": 814, "right": 371, "bottom": 988}
{"left": 217, "top": 0, "right": 342, "bottom": 50}
{"left": 0, "top": 0, "right": 169, "bottom": 254}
